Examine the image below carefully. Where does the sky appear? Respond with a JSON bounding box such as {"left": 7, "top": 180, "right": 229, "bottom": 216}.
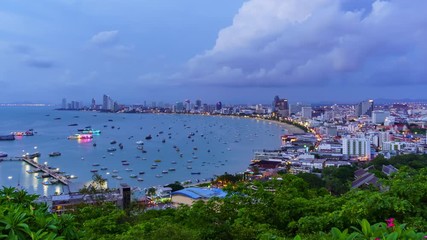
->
{"left": 1, "top": 0, "right": 426, "bottom": 105}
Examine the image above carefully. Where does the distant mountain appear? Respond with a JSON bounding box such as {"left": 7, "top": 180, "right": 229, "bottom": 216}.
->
{"left": 374, "top": 98, "right": 427, "bottom": 104}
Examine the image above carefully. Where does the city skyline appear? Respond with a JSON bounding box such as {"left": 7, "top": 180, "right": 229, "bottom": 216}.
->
{"left": 1, "top": 0, "right": 426, "bottom": 104}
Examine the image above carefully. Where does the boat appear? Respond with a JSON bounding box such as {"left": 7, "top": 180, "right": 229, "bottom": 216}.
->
{"left": 110, "top": 140, "right": 117, "bottom": 144}
{"left": 11, "top": 131, "right": 34, "bottom": 136}
{"left": 150, "top": 166, "right": 157, "bottom": 169}
{"left": 49, "top": 152, "right": 61, "bottom": 157}
{"left": 41, "top": 173, "right": 50, "bottom": 178}
{"left": 171, "top": 161, "right": 177, "bottom": 164}
{"left": 130, "top": 174, "right": 137, "bottom": 178}
{"left": 101, "top": 167, "right": 108, "bottom": 170}
{"left": 24, "top": 152, "right": 41, "bottom": 159}
{"left": 112, "top": 170, "right": 119, "bottom": 173}
{"left": 67, "top": 134, "right": 93, "bottom": 140}
{"left": 125, "top": 168, "right": 133, "bottom": 172}
{"left": 168, "top": 168, "right": 176, "bottom": 172}
{"left": 49, "top": 178, "right": 59, "bottom": 184}
{"left": 116, "top": 176, "right": 123, "bottom": 180}
{"left": 145, "top": 135, "right": 152, "bottom": 140}
{"left": 92, "top": 163, "right": 100, "bottom": 166}
{"left": 78, "top": 129, "right": 101, "bottom": 134}
{"left": 162, "top": 170, "right": 168, "bottom": 174}
{"left": 187, "top": 166, "right": 192, "bottom": 169}
{"left": 0, "top": 152, "right": 8, "bottom": 158}
{"left": 155, "top": 174, "right": 162, "bottom": 178}
{"left": 154, "top": 159, "right": 161, "bottom": 163}
{"left": 68, "top": 123, "right": 78, "bottom": 126}
{"left": 137, "top": 178, "right": 144, "bottom": 182}
{"left": 90, "top": 169, "right": 98, "bottom": 173}
{"left": 122, "top": 162, "right": 130, "bottom": 166}
{"left": 42, "top": 180, "right": 53, "bottom": 185}
{"left": 119, "top": 143, "right": 123, "bottom": 149}
{"left": 0, "top": 135, "right": 15, "bottom": 141}
{"left": 191, "top": 172, "right": 201, "bottom": 175}
{"left": 136, "top": 140, "right": 144, "bottom": 145}
{"left": 139, "top": 171, "right": 145, "bottom": 175}
{"left": 107, "top": 148, "right": 117, "bottom": 152}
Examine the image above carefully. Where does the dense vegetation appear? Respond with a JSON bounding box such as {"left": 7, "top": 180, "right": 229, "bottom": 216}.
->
{"left": 0, "top": 187, "right": 79, "bottom": 239}
{"left": 2, "top": 154, "right": 427, "bottom": 239}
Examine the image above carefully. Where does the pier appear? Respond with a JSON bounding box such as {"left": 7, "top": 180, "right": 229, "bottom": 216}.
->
{"left": 0, "top": 157, "right": 71, "bottom": 185}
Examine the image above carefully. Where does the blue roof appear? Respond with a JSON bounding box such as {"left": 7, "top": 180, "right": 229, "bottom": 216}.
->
{"left": 172, "top": 187, "right": 227, "bottom": 200}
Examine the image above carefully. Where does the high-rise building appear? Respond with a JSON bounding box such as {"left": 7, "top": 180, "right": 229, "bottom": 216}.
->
{"left": 195, "top": 99, "right": 202, "bottom": 110}
{"left": 274, "top": 98, "right": 289, "bottom": 117}
{"left": 216, "top": 101, "right": 222, "bottom": 111}
{"left": 372, "top": 110, "right": 390, "bottom": 124}
{"left": 61, "top": 98, "right": 67, "bottom": 109}
{"left": 102, "top": 94, "right": 110, "bottom": 110}
{"left": 91, "top": 98, "right": 96, "bottom": 109}
{"left": 356, "top": 100, "right": 374, "bottom": 117}
{"left": 301, "top": 107, "right": 313, "bottom": 119}
{"left": 342, "top": 137, "right": 371, "bottom": 160}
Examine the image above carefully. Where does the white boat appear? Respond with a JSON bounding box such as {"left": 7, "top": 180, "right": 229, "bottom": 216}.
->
{"left": 136, "top": 140, "right": 144, "bottom": 145}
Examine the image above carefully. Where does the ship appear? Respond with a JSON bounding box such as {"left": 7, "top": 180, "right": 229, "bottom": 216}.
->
{"left": 0, "top": 135, "right": 15, "bottom": 141}
{"left": 0, "top": 152, "right": 8, "bottom": 158}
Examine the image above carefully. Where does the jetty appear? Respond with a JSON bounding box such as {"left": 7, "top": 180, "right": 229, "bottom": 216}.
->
{"left": 1, "top": 157, "right": 70, "bottom": 185}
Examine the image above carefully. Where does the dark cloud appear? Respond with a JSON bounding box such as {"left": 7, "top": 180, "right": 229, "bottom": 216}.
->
{"left": 180, "top": 0, "right": 427, "bottom": 88}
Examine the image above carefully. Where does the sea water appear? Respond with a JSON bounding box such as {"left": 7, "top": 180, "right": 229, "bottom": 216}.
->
{"left": 0, "top": 107, "right": 286, "bottom": 196}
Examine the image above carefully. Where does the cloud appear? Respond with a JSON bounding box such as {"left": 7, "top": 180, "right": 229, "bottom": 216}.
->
{"left": 24, "top": 58, "right": 56, "bottom": 68}
{"left": 90, "top": 30, "right": 119, "bottom": 45}
{"left": 181, "top": 0, "right": 427, "bottom": 88}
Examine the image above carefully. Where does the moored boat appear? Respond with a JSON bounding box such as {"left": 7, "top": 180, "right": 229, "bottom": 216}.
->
{"left": 0, "top": 135, "right": 15, "bottom": 141}
{"left": 49, "top": 152, "right": 61, "bottom": 157}
{"left": 0, "top": 152, "right": 8, "bottom": 158}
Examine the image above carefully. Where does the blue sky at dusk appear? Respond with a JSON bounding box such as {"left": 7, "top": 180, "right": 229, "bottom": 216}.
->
{"left": 1, "top": 0, "right": 426, "bottom": 105}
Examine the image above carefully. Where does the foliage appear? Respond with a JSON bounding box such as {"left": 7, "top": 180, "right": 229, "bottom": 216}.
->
{"left": 0, "top": 187, "right": 80, "bottom": 240}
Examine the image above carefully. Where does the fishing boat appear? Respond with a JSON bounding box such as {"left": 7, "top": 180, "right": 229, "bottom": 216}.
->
{"left": 130, "top": 174, "right": 137, "bottom": 178}
{"left": 0, "top": 152, "right": 8, "bottom": 158}
{"left": 136, "top": 140, "right": 144, "bottom": 145}
{"left": 145, "top": 134, "right": 152, "bottom": 140}
{"left": 191, "top": 172, "right": 201, "bottom": 175}
{"left": 139, "top": 171, "right": 145, "bottom": 175}
{"left": 107, "top": 148, "right": 117, "bottom": 152}
{"left": 137, "top": 178, "right": 144, "bottom": 182}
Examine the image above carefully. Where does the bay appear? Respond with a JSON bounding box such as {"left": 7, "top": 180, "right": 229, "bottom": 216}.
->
{"left": 0, "top": 106, "right": 286, "bottom": 196}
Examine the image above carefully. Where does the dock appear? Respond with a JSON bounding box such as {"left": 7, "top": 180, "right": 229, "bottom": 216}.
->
{"left": 1, "top": 157, "right": 71, "bottom": 185}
